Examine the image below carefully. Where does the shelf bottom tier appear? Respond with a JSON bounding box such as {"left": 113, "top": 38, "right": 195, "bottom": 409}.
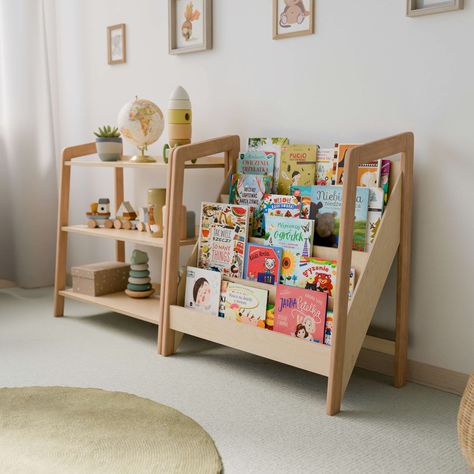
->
{"left": 169, "top": 305, "right": 331, "bottom": 376}
{"left": 60, "top": 287, "right": 161, "bottom": 325}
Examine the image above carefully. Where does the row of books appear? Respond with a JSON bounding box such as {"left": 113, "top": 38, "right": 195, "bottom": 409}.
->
{"left": 185, "top": 266, "right": 334, "bottom": 345}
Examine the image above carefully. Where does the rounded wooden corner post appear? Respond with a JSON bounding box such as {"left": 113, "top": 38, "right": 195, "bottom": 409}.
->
{"left": 394, "top": 132, "right": 414, "bottom": 388}
{"left": 326, "top": 147, "right": 360, "bottom": 416}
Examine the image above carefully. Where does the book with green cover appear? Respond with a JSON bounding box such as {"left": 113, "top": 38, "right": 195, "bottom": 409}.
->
{"left": 277, "top": 145, "right": 317, "bottom": 195}
{"left": 236, "top": 151, "right": 275, "bottom": 176}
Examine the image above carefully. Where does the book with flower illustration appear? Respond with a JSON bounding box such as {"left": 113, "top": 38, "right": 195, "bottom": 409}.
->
{"left": 277, "top": 145, "right": 317, "bottom": 195}
{"left": 229, "top": 174, "right": 273, "bottom": 237}
{"left": 274, "top": 285, "right": 328, "bottom": 343}
{"left": 236, "top": 151, "right": 275, "bottom": 176}
{"left": 184, "top": 267, "right": 222, "bottom": 316}
{"left": 197, "top": 202, "right": 250, "bottom": 278}
{"left": 244, "top": 243, "right": 283, "bottom": 285}
{"left": 223, "top": 282, "right": 268, "bottom": 328}
{"left": 248, "top": 137, "right": 289, "bottom": 192}
{"left": 315, "top": 148, "right": 334, "bottom": 186}
{"left": 296, "top": 257, "right": 356, "bottom": 299}
{"left": 264, "top": 216, "right": 314, "bottom": 286}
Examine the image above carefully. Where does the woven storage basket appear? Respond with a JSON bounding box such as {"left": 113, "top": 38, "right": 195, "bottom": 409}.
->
{"left": 458, "top": 373, "right": 474, "bottom": 470}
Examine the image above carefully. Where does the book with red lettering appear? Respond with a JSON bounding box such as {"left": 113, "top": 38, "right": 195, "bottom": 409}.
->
{"left": 244, "top": 243, "right": 283, "bottom": 285}
{"left": 277, "top": 145, "right": 317, "bottom": 195}
{"left": 274, "top": 285, "right": 328, "bottom": 343}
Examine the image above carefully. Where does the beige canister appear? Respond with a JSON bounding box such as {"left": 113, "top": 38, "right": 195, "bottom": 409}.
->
{"left": 147, "top": 188, "right": 166, "bottom": 237}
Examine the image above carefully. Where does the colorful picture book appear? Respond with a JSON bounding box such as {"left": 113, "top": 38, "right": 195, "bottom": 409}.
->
{"left": 277, "top": 145, "right": 317, "bottom": 195}
{"left": 335, "top": 143, "right": 358, "bottom": 185}
{"left": 236, "top": 151, "right": 275, "bottom": 176}
{"left": 263, "top": 194, "right": 301, "bottom": 220}
{"left": 218, "top": 280, "right": 229, "bottom": 318}
{"left": 357, "top": 161, "right": 381, "bottom": 188}
{"left": 366, "top": 187, "right": 385, "bottom": 252}
{"left": 316, "top": 148, "right": 334, "bottom": 186}
{"left": 324, "top": 310, "right": 333, "bottom": 346}
{"left": 380, "top": 159, "right": 391, "bottom": 205}
{"left": 244, "top": 243, "right": 283, "bottom": 285}
{"left": 264, "top": 216, "right": 314, "bottom": 285}
{"left": 274, "top": 285, "right": 328, "bottom": 343}
{"left": 198, "top": 202, "right": 250, "bottom": 278}
{"left": 229, "top": 174, "right": 273, "bottom": 237}
{"left": 224, "top": 282, "right": 268, "bottom": 328}
{"left": 184, "top": 267, "right": 222, "bottom": 316}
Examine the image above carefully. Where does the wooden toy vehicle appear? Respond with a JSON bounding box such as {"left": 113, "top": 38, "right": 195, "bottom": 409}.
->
{"left": 86, "top": 198, "right": 113, "bottom": 228}
{"left": 114, "top": 201, "right": 140, "bottom": 231}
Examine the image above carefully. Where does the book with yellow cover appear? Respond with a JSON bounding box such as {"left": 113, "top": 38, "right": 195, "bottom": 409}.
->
{"left": 277, "top": 145, "right": 317, "bottom": 195}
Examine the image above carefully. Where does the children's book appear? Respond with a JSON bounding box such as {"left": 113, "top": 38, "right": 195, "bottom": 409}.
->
{"left": 184, "top": 267, "right": 222, "bottom": 316}
{"left": 357, "top": 161, "right": 381, "bottom": 188}
{"left": 324, "top": 310, "right": 333, "bottom": 346}
{"left": 218, "top": 280, "right": 229, "bottom": 318}
{"left": 315, "top": 148, "right": 334, "bottom": 186}
{"left": 244, "top": 243, "right": 283, "bottom": 285}
{"left": 277, "top": 145, "right": 317, "bottom": 195}
{"left": 264, "top": 216, "right": 314, "bottom": 286}
{"left": 236, "top": 151, "right": 275, "bottom": 176}
{"left": 290, "top": 186, "right": 313, "bottom": 220}
{"left": 297, "top": 256, "right": 356, "bottom": 299}
{"left": 335, "top": 143, "right": 358, "bottom": 185}
{"left": 224, "top": 282, "right": 268, "bottom": 328}
{"left": 380, "top": 159, "right": 391, "bottom": 205}
{"left": 198, "top": 202, "right": 250, "bottom": 278}
{"left": 229, "top": 174, "right": 273, "bottom": 237}
{"left": 262, "top": 194, "right": 301, "bottom": 220}
{"left": 274, "top": 285, "right": 328, "bottom": 343}
{"left": 365, "top": 187, "right": 385, "bottom": 252}
{"left": 310, "top": 185, "right": 369, "bottom": 251}
{"left": 248, "top": 137, "right": 289, "bottom": 193}
{"left": 266, "top": 303, "right": 275, "bottom": 330}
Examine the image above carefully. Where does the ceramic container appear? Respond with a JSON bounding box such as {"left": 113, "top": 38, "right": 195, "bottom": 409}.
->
{"left": 96, "top": 137, "right": 123, "bottom": 162}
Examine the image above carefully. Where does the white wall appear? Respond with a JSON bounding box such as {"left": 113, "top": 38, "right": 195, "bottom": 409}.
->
{"left": 53, "top": 0, "right": 474, "bottom": 374}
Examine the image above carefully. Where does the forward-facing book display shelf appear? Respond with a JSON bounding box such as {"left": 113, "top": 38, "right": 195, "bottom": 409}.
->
{"left": 159, "top": 133, "right": 413, "bottom": 415}
{"left": 53, "top": 142, "right": 228, "bottom": 329}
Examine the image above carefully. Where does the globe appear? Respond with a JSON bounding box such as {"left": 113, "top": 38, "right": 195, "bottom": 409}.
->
{"left": 118, "top": 97, "right": 165, "bottom": 163}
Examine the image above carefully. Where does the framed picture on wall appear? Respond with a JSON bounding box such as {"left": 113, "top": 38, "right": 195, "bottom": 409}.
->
{"left": 273, "top": 0, "right": 315, "bottom": 40}
{"left": 107, "top": 24, "right": 126, "bottom": 64}
{"left": 169, "top": 0, "right": 212, "bottom": 55}
{"left": 406, "top": 0, "right": 464, "bottom": 17}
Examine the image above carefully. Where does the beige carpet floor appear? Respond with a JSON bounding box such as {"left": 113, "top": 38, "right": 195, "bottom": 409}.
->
{"left": 0, "top": 287, "right": 470, "bottom": 473}
{"left": 0, "top": 386, "right": 222, "bottom": 474}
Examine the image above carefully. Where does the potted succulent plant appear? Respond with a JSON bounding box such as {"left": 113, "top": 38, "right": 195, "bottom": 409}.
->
{"left": 94, "top": 125, "right": 122, "bottom": 162}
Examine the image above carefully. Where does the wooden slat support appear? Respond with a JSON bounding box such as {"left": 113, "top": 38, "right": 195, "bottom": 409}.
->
{"left": 114, "top": 168, "right": 125, "bottom": 262}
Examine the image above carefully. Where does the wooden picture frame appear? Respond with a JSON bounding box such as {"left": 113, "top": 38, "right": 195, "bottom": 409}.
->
{"left": 273, "top": 0, "right": 315, "bottom": 40}
{"left": 169, "top": 0, "right": 212, "bottom": 55}
{"left": 107, "top": 24, "right": 126, "bottom": 65}
{"left": 407, "top": 0, "right": 464, "bottom": 17}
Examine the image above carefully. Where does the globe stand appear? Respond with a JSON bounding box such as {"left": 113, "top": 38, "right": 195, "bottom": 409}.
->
{"left": 130, "top": 146, "right": 156, "bottom": 163}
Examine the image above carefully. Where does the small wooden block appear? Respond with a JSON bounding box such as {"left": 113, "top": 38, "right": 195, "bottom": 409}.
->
{"left": 125, "top": 288, "right": 155, "bottom": 299}
{"left": 87, "top": 220, "right": 97, "bottom": 228}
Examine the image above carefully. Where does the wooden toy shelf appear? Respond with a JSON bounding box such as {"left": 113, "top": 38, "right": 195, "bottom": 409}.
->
{"left": 53, "top": 141, "right": 229, "bottom": 338}
{"left": 159, "top": 133, "right": 413, "bottom": 415}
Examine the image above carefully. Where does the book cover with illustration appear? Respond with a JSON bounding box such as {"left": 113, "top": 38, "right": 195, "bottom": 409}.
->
{"left": 277, "top": 145, "right": 317, "bottom": 195}
{"left": 324, "top": 310, "right": 333, "bottom": 345}
{"left": 290, "top": 186, "right": 313, "bottom": 220}
{"left": 335, "top": 143, "right": 358, "bottom": 185}
{"left": 357, "top": 161, "right": 381, "bottom": 187}
{"left": 248, "top": 137, "right": 289, "bottom": 193}
{"left": 244, "top": 243, "right": 283, "bottom": 285}
{"left": 264, "top": 216, "right": 314, "bottom": 286}
{"left": 218, "top": 280, "right": 229, "bottom": 318}
{"left": 184, "top": 267, "right": 222, "bottom": 316}
{"left": 229, "top": 174, "right": 273, "bottom": 237}
{"left": 310, "top": 185, "right": 369, "bottom": 251}
{"left": 263, "top": 194, "right": 301, "bottom": 221}
{"left": 274, "top": 285, "right": 328, "bottom": 343}
{"left": 366, "top": 187, "right": 385, "bottom": 252}
{"left": 316, "top": 148, "right": 334, "bottom": 186}
{"left": 236, "top": 151, "right": 275, "bottom": 176}
{"left": 198, "top": 202, "right": 250, "bottom": 278}
{"left": 297, "top": 256, "right": 356, "bottom": 299}
{"left": 224, "top": 282, "right": 268, "bottom": 327}
{"left": 380, "top": 159, "right": 391, "bottom": 204}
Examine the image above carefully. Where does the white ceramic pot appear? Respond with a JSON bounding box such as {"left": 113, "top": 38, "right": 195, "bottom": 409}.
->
{"left": 96, "top": 137, "right": 123, "bottom": 162}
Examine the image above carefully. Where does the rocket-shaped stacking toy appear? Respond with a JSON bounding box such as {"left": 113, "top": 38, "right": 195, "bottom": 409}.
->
{"left": 125, "top": 250, "right": 155, "bottom": 298}
{"left": 163, "top": 86, "right": 192, "bottom": 163}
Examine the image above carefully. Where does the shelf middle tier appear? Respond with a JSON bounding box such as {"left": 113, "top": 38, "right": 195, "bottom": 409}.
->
{"left": 63, "top": 225, "right": 197, "bottom": 248}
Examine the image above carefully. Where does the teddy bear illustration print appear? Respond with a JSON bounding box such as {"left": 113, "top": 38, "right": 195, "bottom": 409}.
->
{"left": 276, "top": 0, "right": 313, "bottom": 37}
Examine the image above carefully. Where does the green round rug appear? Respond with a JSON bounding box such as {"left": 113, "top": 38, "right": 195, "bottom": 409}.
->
{"left": 0, "top": 387, "right": 222, "bottom": 474}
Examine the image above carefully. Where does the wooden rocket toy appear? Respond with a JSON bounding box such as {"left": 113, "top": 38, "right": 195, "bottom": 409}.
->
{"left": 163, "top": 86, "right": 192, "bottom": 163}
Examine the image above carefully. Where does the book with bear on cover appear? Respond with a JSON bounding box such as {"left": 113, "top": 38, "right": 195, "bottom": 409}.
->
{"left": 198, "top": 202, "right": 250, "bottom": 278}
{"left": 184, "top": 267, "right": 222, "bottom": 316}
{"left": 274, "top": 285, "right": 328, "bottom": 343}
{"left": 229, "top": 174, "right": 273, "bottom": 237}
{"left": 264, "top": 216, "right": 314, "bottom": 286}
{"left": 277, "top": 145, "right": 317, "bottom": 195}
{"left": 248, "top": 137, "right": 289, "bottom": 193}
{"left": 236, "top": 151, "right": 275, "bottom": 176}
{"left": 244, "top": 243, "right": 283, "bottom": 285}
{"left": 224, "top": 282, "right": 268, "bottom": 328}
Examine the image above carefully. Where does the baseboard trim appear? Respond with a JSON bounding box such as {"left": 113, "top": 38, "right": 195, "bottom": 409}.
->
{"left": 356, "top": 348, "right": 469, "bottom": 396}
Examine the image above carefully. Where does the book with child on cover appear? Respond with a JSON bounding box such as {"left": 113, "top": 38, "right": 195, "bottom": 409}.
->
{"left": 277, "top": 145, "right": 317, "bottom": 195}
{"left": 184, "top": 266, "right": 222, "bottom": 316}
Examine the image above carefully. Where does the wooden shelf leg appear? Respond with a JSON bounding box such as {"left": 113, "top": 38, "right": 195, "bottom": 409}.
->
{"left": 53, "top": 160, "right": 71, "bottom": 317}
{"left": 394, "top": 134, "right": 414, "bottom": 387}
{"left": 114, "top": 168, "right": 125, "bottom": 262}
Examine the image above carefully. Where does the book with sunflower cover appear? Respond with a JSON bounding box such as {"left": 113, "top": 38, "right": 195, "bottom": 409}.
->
{"left": 277, "top": 145, "right": 317, "bottom": 195}
{"left": 264, "top": 216, "right": 314, "bottom": 286}
{"left": 198, "top": 202, "right": 250, "bottom": 278}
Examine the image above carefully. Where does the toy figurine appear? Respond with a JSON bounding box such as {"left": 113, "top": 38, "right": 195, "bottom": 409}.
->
{"left": 163, "top": 86, "right": 192, "bottom": 163}
{"left": 86, "top": 198, "right": 113, "bottom": 228}
{"left": 114, "top": 201, "right": 138, "bottom": 230}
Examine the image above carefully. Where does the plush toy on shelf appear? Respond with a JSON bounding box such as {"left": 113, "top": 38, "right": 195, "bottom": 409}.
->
{"left": 86, "top": 198, "right": 113, "bottom": 228}
{"left": 125, "top": 250, "right": 154, "bottom": 298}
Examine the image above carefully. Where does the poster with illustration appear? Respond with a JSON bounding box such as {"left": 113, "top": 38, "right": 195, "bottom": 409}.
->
{"left": 185, "top": 266, "right": 222, "bottom": 316}
{"left": 273, "top": 0, "right": 315, "bottom": 40}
